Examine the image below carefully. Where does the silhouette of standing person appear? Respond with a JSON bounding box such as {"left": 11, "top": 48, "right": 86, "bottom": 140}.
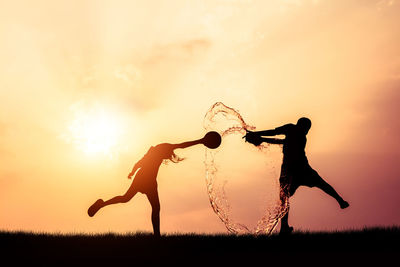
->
{"left": 244, "top": 117, "right": 349, "bottom": 234}
{"left": 88, "top": 132, "right": 221, "bottom": 236}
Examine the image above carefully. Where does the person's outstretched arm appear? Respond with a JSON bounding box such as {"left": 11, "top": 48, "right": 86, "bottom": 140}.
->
{"left": 261, "top": 137, "right": 284, "bottom": 145}
{"left": 252, "top": 129, "right": 279, "bottom": 136}
{"left": 244, "top": 134, "right": 284, "bottom": 146}
{"left": 243, "top": 129, "right": 278, "bottom": 145}
{"left": 248, "top": 124, "right": 290, "bottom": 137}
{"left": 244, "top": 124, "right": 290, "bottom": 146}
{"left": 171, "top": 140, "right": 202, "bottom": 150}
{"left": 128, "top": 158, "right": 143, "bottom": 179}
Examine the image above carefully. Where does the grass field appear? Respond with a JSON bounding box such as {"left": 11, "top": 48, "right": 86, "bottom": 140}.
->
{"left": 1, "top": 227, "right": 398, "bottom": 266}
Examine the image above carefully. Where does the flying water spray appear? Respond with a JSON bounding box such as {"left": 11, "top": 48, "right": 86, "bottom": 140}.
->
{"left": 203, "top": 102, "right": 289, "bottom": 235}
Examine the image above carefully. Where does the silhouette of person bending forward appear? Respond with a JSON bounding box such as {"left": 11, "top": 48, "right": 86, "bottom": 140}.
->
{"left": 245, "top": 117, "right": 349, "bottom": 234}
{"left": 88, "top": 140, "right": 201, "bottom": 237}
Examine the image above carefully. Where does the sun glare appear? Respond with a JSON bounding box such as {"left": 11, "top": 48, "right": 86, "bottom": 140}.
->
{"left": 67, "top": 104, "right": 124, "bottom": 157}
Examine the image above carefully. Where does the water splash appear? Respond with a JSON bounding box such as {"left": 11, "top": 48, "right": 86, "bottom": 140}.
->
{"left": 203, "top": 102, "right": 289, "bottom": 235}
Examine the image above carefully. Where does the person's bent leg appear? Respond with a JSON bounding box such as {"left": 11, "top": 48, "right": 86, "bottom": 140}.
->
{"left": 102, "top": 193, "right": 136, "bottom": 206}
{"left": 88, "top": 185, "right": 138, "bottom": 217}
{"left": 102, "top": 182, "right": 138, "bottom": 207}
{"left": 146, "top": 190, "right": 161, "bottom": 237}
{"left": 312, "top": 172, "right": 349, "bottom": 209}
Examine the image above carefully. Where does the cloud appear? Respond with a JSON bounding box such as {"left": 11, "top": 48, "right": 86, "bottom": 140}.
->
{"left": 142, "top": 38, "right": 211, "bottom": 66}
{"left": 369, "top": 80, "right": 400, "bottom": 135}
{"left": 348, "top": 78, "right": 400, "bottom": 155}
{"left": 0, "top": 120, "right": 8, "bottom": 137}
{"left": 61, "top": 38, "right": 212, "bottom": 114}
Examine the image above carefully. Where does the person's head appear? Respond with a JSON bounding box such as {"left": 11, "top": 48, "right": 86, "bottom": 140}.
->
{"left": 296, "top": 117, "right": 311, "bottom": 135}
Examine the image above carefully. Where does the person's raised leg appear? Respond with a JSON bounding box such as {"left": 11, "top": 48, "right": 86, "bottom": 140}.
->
{"left": 88, "top": 184, "right": 138, "bottom": 217}
{"left": 146, "top": 190, "right": 161, "bottom": 237}
{"left": 312, "top": 171, "right": 349, "bottom": 209}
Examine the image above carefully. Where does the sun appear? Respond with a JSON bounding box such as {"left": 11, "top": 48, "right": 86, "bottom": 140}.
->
{"left": 67, "top": 103, "right": 124, "bottom": 157}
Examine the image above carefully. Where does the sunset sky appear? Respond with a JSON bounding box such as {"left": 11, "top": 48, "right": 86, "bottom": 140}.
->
{"left": 0, "top": 0, "right": 399, "bottom": 234}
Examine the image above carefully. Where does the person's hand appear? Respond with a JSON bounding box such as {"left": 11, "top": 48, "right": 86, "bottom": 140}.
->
{"left": 243, "top": 129, "right": 254, "bottom": 140}
{"left": 248, "top": 135, "right": 263, "bottom": 146}
{"left": 243, "top": 130, "right": 262, "bottom": 146}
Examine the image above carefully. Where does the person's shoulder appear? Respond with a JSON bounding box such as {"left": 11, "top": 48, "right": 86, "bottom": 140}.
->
{"left": 154, "top": 143, "right": 174, "bottom": 151}
{"left": 147, "top": 143, "right": 168, "bottom": 153}
{"left": 275, "top": 123, "right": 295, "bottom": 132}
{"left": 154, "top": 143, "right": 172, "bottom": 148}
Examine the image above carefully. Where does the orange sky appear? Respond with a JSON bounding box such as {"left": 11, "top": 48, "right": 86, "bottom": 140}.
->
{"left": 0, "top": 0, "right": 399, "bottom": 234}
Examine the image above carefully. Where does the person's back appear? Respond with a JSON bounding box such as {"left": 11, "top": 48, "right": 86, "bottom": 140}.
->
{"left": 139, "top": 145, "right": 168, "bottom": 172}
{"left": 276, "top": 123, "right": 308, "bottom": 167}
{"left": 134, "top": 143, "right": 179, "bottom": 188}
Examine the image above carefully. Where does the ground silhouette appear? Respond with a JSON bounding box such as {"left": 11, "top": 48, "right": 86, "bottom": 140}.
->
{"left": 1, "top": 227, "right": 398, "bottom": 265}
